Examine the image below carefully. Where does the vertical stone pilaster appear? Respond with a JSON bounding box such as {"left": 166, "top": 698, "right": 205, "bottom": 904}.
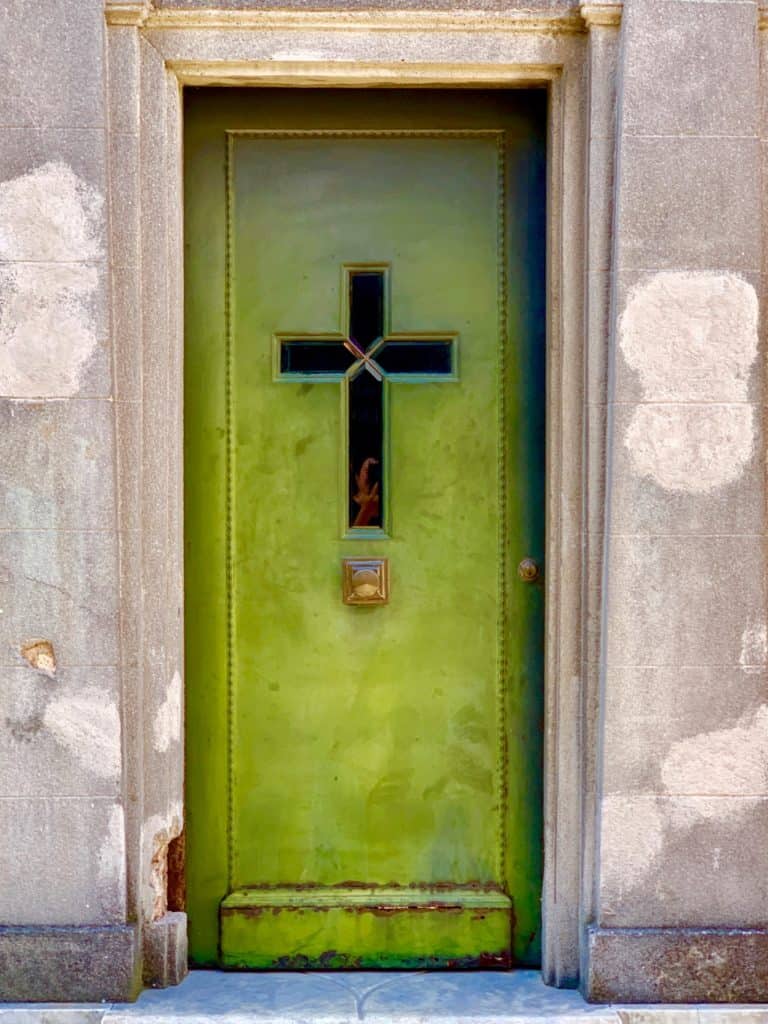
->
{"left": 587, "top": 0, "right": 768, "bottom": 1002}
{"left": 0, "top": 0, "right": 139, "bottom": 1002}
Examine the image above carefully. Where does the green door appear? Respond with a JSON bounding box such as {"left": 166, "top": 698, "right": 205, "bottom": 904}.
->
{"left": 184, "top": 88, "right": 545, "bottom": 971}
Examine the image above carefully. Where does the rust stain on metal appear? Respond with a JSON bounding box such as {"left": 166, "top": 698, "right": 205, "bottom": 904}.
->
{"left": 247, "top": 880, "right": 504, "bottom": 893}
{"left": 254, "top": 950, "right": 510, "bottom": 970}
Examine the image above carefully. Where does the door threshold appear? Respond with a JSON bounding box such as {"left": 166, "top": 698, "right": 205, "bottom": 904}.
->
{"left": 220, "top": 888, "right": 512, "bottom": 969}
{"left": 5, "top": 971, "right": 768, "bottom": 1023}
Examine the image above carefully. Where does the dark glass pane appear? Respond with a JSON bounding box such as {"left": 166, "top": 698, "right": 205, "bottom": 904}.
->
{"left": 280, "top": 340, "right": 355, "bottom": 375}
{"left": 376, "top": 340, "right": 454, "bottom": 376}
{"left": 348, "top": 272, "right": 384, "bottom": 349}
{"left": 348, "top": 370, "right": 383, "bottom": 530}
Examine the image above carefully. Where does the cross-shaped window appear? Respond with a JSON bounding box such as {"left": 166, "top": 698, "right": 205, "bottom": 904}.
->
{"left": 276, "top": 266, "right": 457, "bottom": 535}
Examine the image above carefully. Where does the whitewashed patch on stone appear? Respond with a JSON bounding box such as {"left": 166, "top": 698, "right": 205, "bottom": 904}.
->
{"left": 0, "top": 161, "right": 104, "bottom": 398}
{"left": 42, "top": 686, "right": 121, "bottom": 780}
{"left": 153, "top": 669, "right": 182, "bottom": 753}
{"left": 624, "top": 404, "right": 754, "bottom": 493}
{"left": 619, "top": 272, "right": 758, "bottom": 493}
{"left": 0, "top": 261, "right": 101, "bottom": 398}
{"left": 98, "top": 803, "right": 127, "bottom": 907}
{"left": 600, "top": 794, "right": 664, "bottom": 896}
{"left": 0, "top": 161, "right": 103, "bottom": 261}
{"left": 620, "top": 272, "right": 758, "bottom": 403}
{"left": 741, "top": 621, "right": 767, "bottom": 674}
{"left": 662, "top": 704, "right": 768, "bottom": 797}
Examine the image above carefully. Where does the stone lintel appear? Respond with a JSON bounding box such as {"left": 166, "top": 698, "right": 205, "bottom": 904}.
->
{"left": 586, "top": 926, "right": 768, "bottom": 1003}
{"left": 0, "top": 925, "right": 140, "bottom": 1003}
{"left": 137, "top": 7, "right": 588, "bottom": 33}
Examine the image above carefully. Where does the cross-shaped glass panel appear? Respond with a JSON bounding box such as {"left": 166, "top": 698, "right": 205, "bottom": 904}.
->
{"left": 276, "top": 266, "right": 457, "bottom": 535}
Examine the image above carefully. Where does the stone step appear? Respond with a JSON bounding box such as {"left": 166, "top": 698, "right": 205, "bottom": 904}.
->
{"left": 2, "top": 972, "right": 768, "bottom": 1024}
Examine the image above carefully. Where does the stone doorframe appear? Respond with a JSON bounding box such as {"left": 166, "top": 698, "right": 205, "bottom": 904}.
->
{"left": 103, "top": 0, "right": 621, "bottom": 989}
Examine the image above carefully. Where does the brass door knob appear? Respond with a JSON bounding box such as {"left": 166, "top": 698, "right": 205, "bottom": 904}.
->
{"left": 518, "top": 557, "right": 540, "bottom": 583}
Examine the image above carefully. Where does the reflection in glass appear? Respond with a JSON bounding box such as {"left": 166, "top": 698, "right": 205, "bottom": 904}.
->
{"left": 349, "top": 371, "right": 383, "bottom": 529}
{"left": 280, "top": 340, "right": 356, "bottom": 375}
{"left": 376, "top": 340, "right": 454, "bottom": 376}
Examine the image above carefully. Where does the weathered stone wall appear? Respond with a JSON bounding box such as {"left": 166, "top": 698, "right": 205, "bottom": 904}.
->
{"left": 0, "top": 0, "right": 140, "bottom": 1001}
{"left": 1, "top": 0, "right": 767, "bottom": 1006}
{"left": 587, "top": 0, "right": 768, "bottom": 1002}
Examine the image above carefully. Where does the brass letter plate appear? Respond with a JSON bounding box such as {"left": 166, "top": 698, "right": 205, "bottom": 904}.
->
{"left": 342, "top": 558, "right": 389, "bottom": 605}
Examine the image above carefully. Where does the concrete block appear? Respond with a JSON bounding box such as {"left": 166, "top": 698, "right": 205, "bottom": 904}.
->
{"left": 0, "top": 925, "right": 139, "bottom": 1002}
{"left": 0, "top": 529, "right": 119, "bottom": 668}
{"left": 616, "top": 137, "right": 760, "bottom": 272}
{"left": 587, "top": 926, "right": 768, "bottom": 1002}
{"left": 585, "top": 402, "right": 607, "bottom": 542}
{"left": 0, "top": 665, "right": 121, "bottom": 799}
{"left": 109, "top": 132, "right": 140, "bottom": 270}
{"left": 609, "top": 401, "right": 765, "bottom": 536}
{"left": 113, "top": 269, "right": 141, "bottom": 402}
{"left": 143, "top": 19, "right": 577, "bottom": 71}
{"left": 586, "top": 271, "right": 610, "bottom": 405}
{"left": 616, "top": 1013, "right": 698, "bottom": 1024}
{"left": 587, "top": 21, "right": 619, "bottom": 142}
{"left": 0, "top": 1011, "right": 106, "bottom": 1023}
{"left": 107, "top": 28, "right": 140, "bottom": 136}
{"left": 585, "top": 537, "right": 605, "bottom": 667}
{"left": 0, "top": 400, "right": 116, "bottom": 531}
{"left": 700, "top": 1013, "right": 768, "bottom": 1024}
{"left": 621, "top": 0, "right": 758, "bottom": 136}
{"left": 605, "top": 535, "right": 767, "bottom": 668}
{"left": 598, "top": 796, "right": 768, "bottom": 928}
{"left": 0, "top": 0, "right": 105, "bottom": 128}
{"left": 587, "top": 135, "right": 615, "bottom": 272}
{"left": 116, "top": 402, "right": 141, "bottom": 527}
{"left": 602, "top": 665, "right": 768, "bottom": 796}
{"left": 0, "top": 798, "right": 126, "bottom": 925}
{"left": 0, "top": 129, "right": 107, "bottom": 216}
{"left": 143, "top": 912, "right": 188, "bottom": 989}
{"left": 117, "top": 531, "right": 140, "bottom": 673}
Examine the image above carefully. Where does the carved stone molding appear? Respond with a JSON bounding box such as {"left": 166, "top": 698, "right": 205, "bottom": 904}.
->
{"left": 135, "top": 6, "right": 586, "bottom": 34}
{"left": 580, "top": 2, "right": 622, "bottom": 28}
{"left": 105, "top": 0, "right": 152, "bottom": 26}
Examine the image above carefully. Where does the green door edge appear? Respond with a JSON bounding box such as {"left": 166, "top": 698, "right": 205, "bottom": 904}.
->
{"left": 183, "top": 87, "right": 547, "bottom": 969}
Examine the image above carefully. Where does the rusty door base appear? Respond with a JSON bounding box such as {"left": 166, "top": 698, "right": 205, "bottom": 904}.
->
{"left": 220, "top": 887, "right": 512, "bottom": 969}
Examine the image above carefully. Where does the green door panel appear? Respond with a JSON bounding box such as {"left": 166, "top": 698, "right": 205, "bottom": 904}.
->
{"left": 184, "top": 88, "right": 546, "bottom": 970}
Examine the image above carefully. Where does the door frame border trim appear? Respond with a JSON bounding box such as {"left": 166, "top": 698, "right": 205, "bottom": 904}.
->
{"left": 105, "top": 6, "right": 620, "bottom": 988}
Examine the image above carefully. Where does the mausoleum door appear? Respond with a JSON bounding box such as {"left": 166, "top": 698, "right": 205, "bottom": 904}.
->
{"left": 184, "top": 88, "right": 546, "bottom": 970}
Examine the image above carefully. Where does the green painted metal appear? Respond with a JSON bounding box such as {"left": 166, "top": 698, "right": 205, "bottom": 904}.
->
{"left": 184, "top": 89, "right": 546, "bottom": 970}
{"left": 221, "top": 888, "right": 512, "bottom": 969}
